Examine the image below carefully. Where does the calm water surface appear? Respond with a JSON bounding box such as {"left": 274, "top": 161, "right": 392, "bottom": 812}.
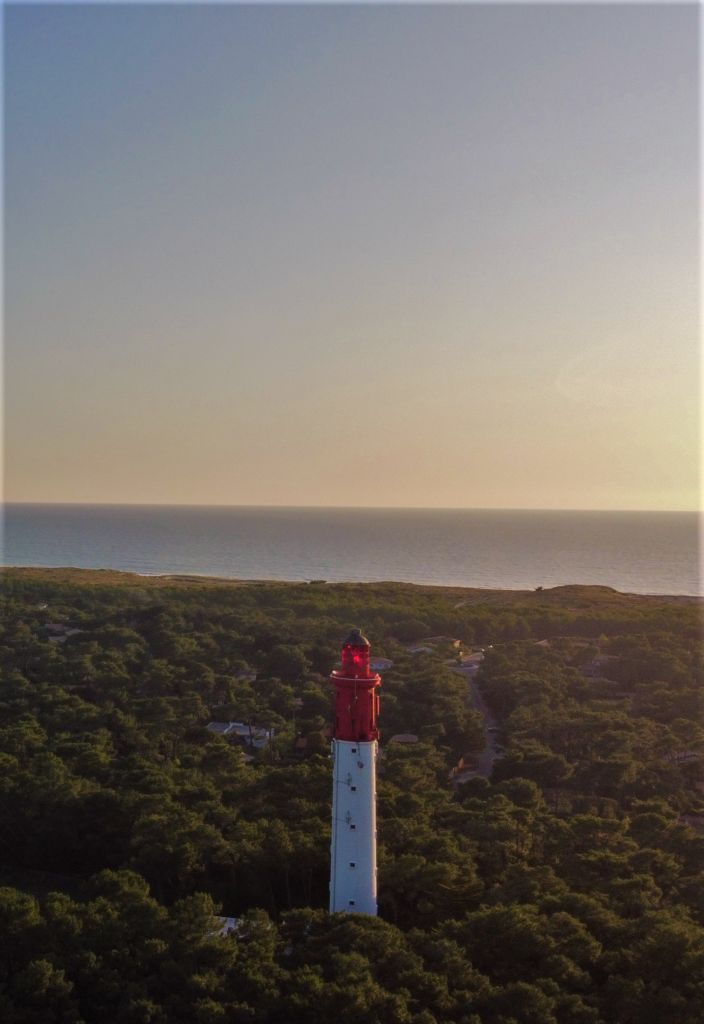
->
{"left": 2, "top": 505, "right": 700, "bottom": 596}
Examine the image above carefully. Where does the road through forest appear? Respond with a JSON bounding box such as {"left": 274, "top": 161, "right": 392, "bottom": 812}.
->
{"left": 453, "top": 653, "right": 501, "bottom": 778}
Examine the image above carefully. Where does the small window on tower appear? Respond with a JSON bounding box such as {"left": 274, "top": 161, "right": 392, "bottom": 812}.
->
{"left": 350, "top": 824, "right": 356, "bottom": 830}
{"left": 351, "top": 747, "right": 357, "bottom": 753}
{"left": 349, "top": 900, "right": 355, "bottom": 906}
{"left": 349, "top": 862, "right": 356, "bottom": 868}
{"left": 351, "top": 786, "right": 357, "bottom": 792}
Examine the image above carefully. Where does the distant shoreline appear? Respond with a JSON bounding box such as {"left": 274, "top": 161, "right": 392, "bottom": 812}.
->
{"left": 2, "top": 565, "right": 700, "bottom": 605}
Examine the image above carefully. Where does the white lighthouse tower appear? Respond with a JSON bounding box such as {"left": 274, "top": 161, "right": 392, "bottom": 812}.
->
{"left": 329, "top": 628, "right": 381, "bottom": 915}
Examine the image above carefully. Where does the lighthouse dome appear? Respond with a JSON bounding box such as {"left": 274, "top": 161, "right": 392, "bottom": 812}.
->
{"left": 344, "top": 628, "right": 370, "bottom": 647}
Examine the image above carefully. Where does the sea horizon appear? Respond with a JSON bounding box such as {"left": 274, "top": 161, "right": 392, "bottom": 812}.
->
{"left": 3, "top": 503, "right": 699, "bottom": 597}
{"left": 3, "top": 501, "right": 700, "bottom": 515}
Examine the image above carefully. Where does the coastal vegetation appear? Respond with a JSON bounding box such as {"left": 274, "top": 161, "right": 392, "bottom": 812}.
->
{"left": 0, "top": 568, "right": 702, "bottom": 1023}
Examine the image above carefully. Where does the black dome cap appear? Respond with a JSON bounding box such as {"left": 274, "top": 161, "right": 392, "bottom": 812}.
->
{"left": 344, "top": 628, "right": 370, "bottom": 647}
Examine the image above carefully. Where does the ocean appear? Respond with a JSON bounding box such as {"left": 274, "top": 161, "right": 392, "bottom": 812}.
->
{"left": 2, "top": 504, "right": 700, "bottom": 596}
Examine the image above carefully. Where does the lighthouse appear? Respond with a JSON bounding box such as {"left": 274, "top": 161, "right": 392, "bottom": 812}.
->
{"left": 329, "top": 628, "right": 381, "bottom": 915}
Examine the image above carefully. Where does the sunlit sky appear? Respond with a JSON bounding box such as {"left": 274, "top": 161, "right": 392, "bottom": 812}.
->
{"left": 5, "top": 3, "right": 699, "bottom": 510}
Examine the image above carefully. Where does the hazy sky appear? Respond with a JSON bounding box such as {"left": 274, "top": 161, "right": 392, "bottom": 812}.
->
{"left": 5, "top": 3, "right": 699, "bottom": 509}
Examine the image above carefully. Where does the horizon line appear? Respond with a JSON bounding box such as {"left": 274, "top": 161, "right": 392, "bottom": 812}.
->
{"left": 2, "top": 501, "right": 698, "bottom": 515}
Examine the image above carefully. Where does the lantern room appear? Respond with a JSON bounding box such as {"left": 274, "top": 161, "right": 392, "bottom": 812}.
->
{"left": 330, "top": 629, "right": 381, "bottom": 742}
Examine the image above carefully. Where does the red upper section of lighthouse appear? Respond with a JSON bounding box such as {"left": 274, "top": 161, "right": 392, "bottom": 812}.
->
{"left": 331, "top": 629, "right": 381, "bottom": 742}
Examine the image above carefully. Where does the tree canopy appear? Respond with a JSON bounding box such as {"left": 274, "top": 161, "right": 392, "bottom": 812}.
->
{"left": 0, "top": 569, "right": 702, "bottom": 1022}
